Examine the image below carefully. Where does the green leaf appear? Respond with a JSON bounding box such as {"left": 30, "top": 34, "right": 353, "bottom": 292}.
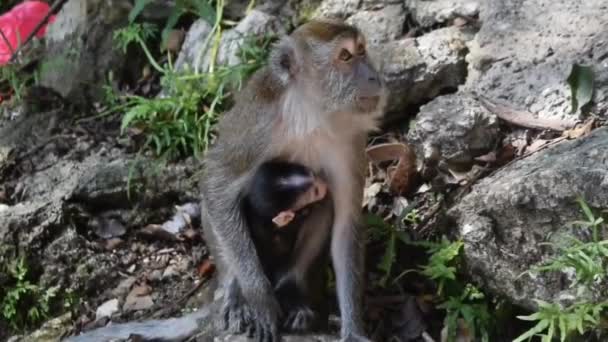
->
{"left": 192, "top": 0, "right": 217, "bottom": 25}
{"left": 129, "top": 0, "right": 154, "bottom": 23}
{"left": 161, "top": 7, "right": 185, "bottom": 49}
{"left": 513, "top": 319, "right": 550, "bottom": 342}
{"left": 567, "top": 64, "right": 594, "bottom": 113}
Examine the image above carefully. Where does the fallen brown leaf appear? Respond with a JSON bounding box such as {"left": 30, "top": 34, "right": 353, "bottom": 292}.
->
{"left": 562, "top": 118, "right": 596, "bottom": 139}
{"left": 197, "top": 259, "right": 216, "bottom": 278}
{"left": 164, "top": 29, "right": 185, "bottom": 53}
{"left": 366, "top": 143, "right": 418, "bottom": 195}
{"left": 526, "top": 138, "right": 551, "bottom": 153}
{"left": 479, "top": 95, "right": 573, "bottom": 131}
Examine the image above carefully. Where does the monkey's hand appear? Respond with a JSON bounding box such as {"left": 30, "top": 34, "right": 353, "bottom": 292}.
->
{"left": 243, "top": 289, "right": 282, "bottom": 342}
{"left": 272, "top": 210, "right": 296, "bottom": 227}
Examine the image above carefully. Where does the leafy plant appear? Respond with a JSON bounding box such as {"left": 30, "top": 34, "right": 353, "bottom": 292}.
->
{"left": 129, "top": 0, "right": 217, "bottom": 48}
{"left": 366, "top": 213, "right": 411, "bottom": 287}
{"left": 514, "top": 300, "right": 608, "bottom": 342}
{"left": 567, "top": 64, "right": 594, "bottom": 113}
{"left": 111, "top": 19, "right": 274, "bottom": 160}
{"left": 515, "top": 198, "right": 608, "bottom": 341}
{"left": 530, "top": 197, "right": 607, "bottom": 286}
{"left": 0, "top": 64, "right": 37, "bottom": 103}
{"left": 396, "top": 238, "right": 463, "bottom": 296}
{"left": 0, "top": 257, "right": 59, "bottom": 330}
{"left": 439, "top": 284, "right": 492, "bottom": 342}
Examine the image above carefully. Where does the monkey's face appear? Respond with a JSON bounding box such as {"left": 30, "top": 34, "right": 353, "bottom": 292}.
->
{"left": 317, "top": 33, "right": 386, "bottom": 115}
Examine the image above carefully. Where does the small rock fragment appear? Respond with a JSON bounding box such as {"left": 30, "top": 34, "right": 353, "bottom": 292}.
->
{"left": 123, "top": 294, "right": 154, "bottom": 312}
{"left": 112, "top": 277, "right": 136, "bottom": 298}
{"left": 95, "top": 299, "right": 119, "bottom": 320}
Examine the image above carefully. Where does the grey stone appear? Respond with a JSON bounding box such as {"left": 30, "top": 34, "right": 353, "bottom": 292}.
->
{"left": 448, "top": 127, "right": 608, "bottom": 309}
{"left": 39, "top": 0, "right": 131, "bottom": 106}
{"left": 95, "top": 299, "right": 119, "bottom": 320}
{"left": 346, "top": 4, "right": 406, "bottom": 45}
{"left": 408, "top": 93, "right": 500, "bottom": 167}
{"left": 314, "top": 0, "right": 362, "bottom": 19}
{"left": 379, "top": 26, "right": 470, "bottom": 112}
{"left": 463, "top": 0, "right": 608, "bottom": 120}
{"left": 175, "top": 10, "right": 286, "bottom": 74}
{"left": 112, "top": 276, "right": 137, "bottom": 298}
{"left": 406, "top": 0, "right": 480, "bottom": 27}
{"left": 123, "top": 294, "right": 154, "bottom": 312}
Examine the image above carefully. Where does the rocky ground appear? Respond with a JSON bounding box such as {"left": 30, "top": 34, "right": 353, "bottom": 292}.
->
{"left": 0, "top": 0, "right": 607, "bottom": 341}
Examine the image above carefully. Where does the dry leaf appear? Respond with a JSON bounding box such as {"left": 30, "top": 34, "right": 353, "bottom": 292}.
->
{"left": 562, "top": 118, "right": 596, "bottom": 139}
{"left": 526, "top": 139, "right": 550, "bottom": 153}
{"left": 366, "top": 143, "right": 418, "bottom": 195}
{"left": 197, "top": 259, "right": 216, "bottom": 278}
{"left": 362, "top": 182, "right": 382, "bottom": 208}
{"left": 164, "top": 29, "right": 185, "bottom": 53}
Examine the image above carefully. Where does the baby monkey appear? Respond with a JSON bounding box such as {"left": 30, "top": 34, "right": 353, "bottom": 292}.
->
{"left": 244, "top": 160, "right": 328, "bottom": 229}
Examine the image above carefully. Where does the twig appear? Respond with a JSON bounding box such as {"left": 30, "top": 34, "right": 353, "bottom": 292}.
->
{"left": 478, "top": 95, "right": 574, "bottom": 131}
{"left": 0, "top": 28, "right": 15, "bottom": 55}
{"left": 148, "top": 276, "right": 210, "bottom": 319}
{"left": 9, "top": 0, "right": 67, "bottom": 63}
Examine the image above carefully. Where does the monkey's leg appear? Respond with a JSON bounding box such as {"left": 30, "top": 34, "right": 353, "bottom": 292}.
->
{"left": 276, "top": 201, "right": 333, "bottom": 333}
{"left": 201, "top": 201, "right": 255, "bottom": 335}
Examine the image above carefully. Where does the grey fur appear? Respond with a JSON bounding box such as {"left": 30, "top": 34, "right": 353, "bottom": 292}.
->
{"left": 199, "top": 19, "right": 387, "bottom": 342}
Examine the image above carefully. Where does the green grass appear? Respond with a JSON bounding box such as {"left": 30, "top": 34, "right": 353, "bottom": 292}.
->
{"left": 109, "top": 1, "right": 274, "bottom": 161}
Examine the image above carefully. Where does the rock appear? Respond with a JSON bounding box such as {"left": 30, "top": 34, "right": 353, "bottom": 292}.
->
{"left": 314, "top": 0, "right": 361, "bottom": 19}
{"left": 448, "top": 127, "right": 608, "bottom": 309}
{"left": 162, "top": 265, "right": 179, "bottom": 279}
{"left": 89, "top": 214, "right": 127, "bottom": 239}
{"left": 463, "top": 0, "right": 608, "bottom": 120}
{"left": 407, "top": 93, "right": 500, "bottom": 170}
{"left": 123, "top": 294, "right": 154, "bottom": 312}
{"left": 175, "top": 10, "right": 286, "bottom": 73}
{"left": 38, "top": 0, "right": 131, "bottom": 107}
{"left": 406, "top": 0, "right": 480, "bottom": 28}
{"left": 346, "top": 4, "right": 406, "bottom": 45}
{"left": 95, "top": 299, "right": 119, "bottom": 320}
{"left": 380, "top": 26, "right": 470, "bottom": 113}
{"left": 112, "top": 276, "right": 137, "bottom": 298}
{"left": 19, "top": 312, "right": 72, "bottom": 342}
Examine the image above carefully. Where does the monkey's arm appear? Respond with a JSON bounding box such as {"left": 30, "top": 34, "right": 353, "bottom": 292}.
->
{"left": 201, "top": 159, "right": 282, "bottom": 334}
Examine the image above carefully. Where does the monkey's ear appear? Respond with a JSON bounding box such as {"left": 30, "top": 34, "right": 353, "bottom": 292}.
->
{"left": 269, "top": 37, "right": 301, "bottom": 83}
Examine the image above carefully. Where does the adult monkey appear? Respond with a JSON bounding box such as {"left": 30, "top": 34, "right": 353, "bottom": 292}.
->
{"left": 200, "top": 18, "right": 387, "bottom": 342}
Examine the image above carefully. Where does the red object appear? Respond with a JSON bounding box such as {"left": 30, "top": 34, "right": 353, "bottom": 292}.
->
{"left": 0, "top": 1, "right": 57, "bottom": 65}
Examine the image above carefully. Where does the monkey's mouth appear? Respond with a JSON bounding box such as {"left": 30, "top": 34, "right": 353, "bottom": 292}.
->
{"left": 356, "top": 96, "right": 380, "bottom": 112}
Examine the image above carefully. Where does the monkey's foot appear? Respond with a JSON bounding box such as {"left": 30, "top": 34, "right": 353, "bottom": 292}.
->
{"left": 220, "top": 297, "right": 251, "bottom": 334}
{"left": 244, "top": 304, "right": 281, "bottom": 342}
{"left": 282, "top": 305, "right": 318, "bottom": 333}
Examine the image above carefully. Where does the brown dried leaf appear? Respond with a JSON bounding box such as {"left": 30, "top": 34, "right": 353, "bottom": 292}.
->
{"left": 367, "top": 143, "right": 418, "bottom": 195}
{"left": 138, "top": 224, "right": 180, "bottom": 242}
{"left": 526, "top": 139, "right": 550, "bottom": 153}
{"left": 164, "top": 29, "right": 185, "bottom": 53}
{"left": 197, "top": 259, "right": 216, "bottom": 278}
{"left": 562, "top": 118, "right": 596, "bottom": 139}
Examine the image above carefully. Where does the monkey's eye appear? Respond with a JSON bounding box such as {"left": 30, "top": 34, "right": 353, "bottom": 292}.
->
{"left": 356, "top": 44, "right": 365, "bottom": 55}
{"left": 338, "top": 49, "right": 353, "bottom": 62}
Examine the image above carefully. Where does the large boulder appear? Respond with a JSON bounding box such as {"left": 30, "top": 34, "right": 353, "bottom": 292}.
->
{"left": 38, "top": 0, "right": 131, "bottom": 107}
{"left": 464, "top": 0, "right": 608, "bottom": 120}
{"left": 448, "top": 127, "right": 608, "bottom": 309}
